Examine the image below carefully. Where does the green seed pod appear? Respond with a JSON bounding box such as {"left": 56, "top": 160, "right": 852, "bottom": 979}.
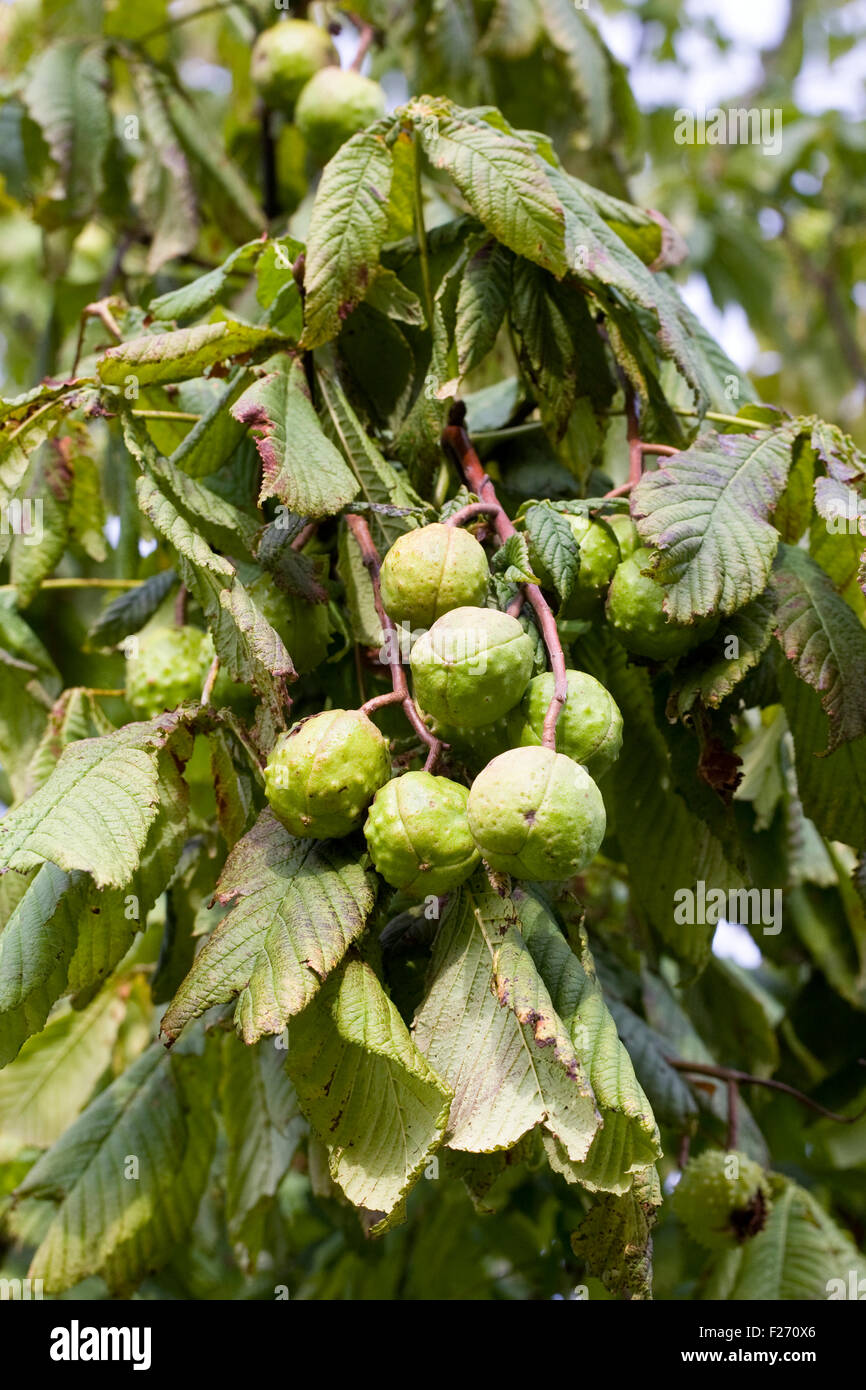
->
{"left": 673, "top": 1149, "right": 771, "bottom": 1250}
{"left": 295, "top": 67, "right": 386, "bottom": 164}
{"left": 264, "top": 708, "right": 390, "bottom": 839}
{"left": 364, "top": 771, "right": 480, "bottom": 897}
{"left": 606, "top": 547, "right": 717, "bottom": 660}
{"left": 379, "top": 523, "right": 489, "bottom": 629}
{"left": 125, "top": 625, "right": 213, "bottom": 718}
{"left": 250, "top": 20, "right": 337, "bottom": 114}
{"left": 467, "top": 746, "right": 606, "bottom": 881}
{"left": 562, "top": 515, "right": 621, "bottom": 618}
{"left": 410, "top": 606, "right": 534, "bottom": 729}
{"left": 606, "top": 513, "right": 641, "bottom": 560}
{"left": 510, "top": 669, "right": 623, "bottom": 778}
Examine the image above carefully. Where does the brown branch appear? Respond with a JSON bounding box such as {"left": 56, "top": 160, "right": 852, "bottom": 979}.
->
{"left": 442, "top": 408, "right": 567, "bottom": 749}
{"left": 603, "top": 480, "right": 634, "bottom": 500}
{"left": 345, "top": 513, "right": 443, "bottom": 771}
{"left": 667, "top": 1058, "right": 866, "bottom": 1126}
{"left": 174, "top": 583, "right": 188, "bottom": 627}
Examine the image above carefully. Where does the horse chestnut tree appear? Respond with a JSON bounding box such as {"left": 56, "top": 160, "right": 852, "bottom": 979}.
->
{"left": 0, "top": 0, "right": 863, "bottom": 1312}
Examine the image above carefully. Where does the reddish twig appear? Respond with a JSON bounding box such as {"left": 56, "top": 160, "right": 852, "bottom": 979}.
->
{"left": 443, "top": 501, "right": 503, "bottom": 528}
{"left": 441, "top": 409, "right": 567, "bottom": 748}
{"left": 345, "top": 513, "right": 443, "bottom": 771}
{"left": 667, "top": 1058, "right": 866, "bottom": 1125}
{"left": 640, "top": 442, "right": 680, "bottom": 457}
{"left": 291, "top": 522, "right": 316, "bottom": 551}
{"left": 360, "top": 689, "right": 403, "bottom": 715}
{"left": 602, "top": 481, "right": 634, "bottom": 500}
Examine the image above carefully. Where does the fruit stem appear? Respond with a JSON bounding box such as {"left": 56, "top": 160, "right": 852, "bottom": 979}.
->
{"left": 626, "top": 390, "right": 643, "bottom": 488}
{"left": 640, "top": 442, "right": 680, "bottom": 457}
{"left": 360, "top": 690, "right": 404, "bottom": 715}
{"left": 441, "top": 405, "right": 568, "bottom": 749}
{"left": 667, "top": 1058, "right": 866, "bottom": 1125}
{"left": 345, "top": 513, "right": 444, "bottom": 769}
{"left": 726, "top": 1078, "right": 740, "bottom": 1151}
{"left": 442, "top": 501, "right": 503, "bottom": 528}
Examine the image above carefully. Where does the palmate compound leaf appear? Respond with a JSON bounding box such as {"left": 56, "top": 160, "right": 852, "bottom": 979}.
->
{"left": 285, "top": 957, "right": 451, "bottom": 1217}
{"left": 703, "top": 1176, "right": 866, "bottom": 1301}
{"left": 301, "top": 126, "right": 394, "bottom": 350}
{"left": 12, "top": 1034, "right": 219, "bottom": 1295}
{"left": 0, "top": 713, "right": 187, "bottom": 889}
{"left": 161, "top": 809, "right": 378, "bottom": 1045}
{"left": 632, "top": 426, "right": 799, "bottom": 621}
{"left": 509, "top": 894, "right": 661, "bottom": 1194}
{"left": 570, "top": 1165, "right": 661, "bottom": 1301}
{"left": 220, "top": 1034, "right": 306, "bottom": 1265}
{"left": 0, "top": 746, "right": 189, "bottom": 1065}
{"left": 231, "top": 356, "right": 359, "bottom": 519}
{"left": 771, "top": 543, "right": 866, "bottom": 752}
{"left": 413, "top": 103, "right": 568, "bottom": 277}
{"left": 412, "top": 880, "right": 602, "bottom": 1163}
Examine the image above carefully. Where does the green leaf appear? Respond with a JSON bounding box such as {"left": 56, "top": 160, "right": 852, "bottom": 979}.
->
{"left": 231, "top": 357, "right": 359, "bottom": 519}
{"left": 0, "top": 716, "right": 181, "bottom": 888}
{"left": 286, "top": 957, "right": 451, "bottom": 1215}
{"left": 413, "top": 100, "right": 568, "bottom": 276}
{"left": 704, "top": 1177, "right": 866, "bottom": 1300}
{"left": 412, "top": 882, "right": 601, "bottom": 1159}
{"left": 602, "top": 643, "right": 745, "bottom": 969}
{"left": 455, "top": 238, "right": 512, "bottom": 376}
{"left": 512, "top": 894, "right": 661, "bottom": 1193}
{"left": 221, "top": 1035, "right": 306, "bottom": 1263}
{"left": 129, "top": 63, "right": 199, "bottom": 273}
{"left": 337, "top": 523, "right": 384, "bottom": 648}
{"left": 165, "top": 86, "right": 266, "bottom": 246}
{"left": 98, "top": 322, "right": 285, "bottom": 388}
{"left": 15, "top": 1038, "right": 218, "bottom": 1294}
{"left": 365, "top": 267, "right": 426, "bottom": 326}
{"left": 570, "top": 1166, "right": 660, "bottom": 1300}
{"left": 301, "top": 128, "right": 394, "bottom": 349}
{"left": 0, "top": 985, "right": 126, "bottom": 1147}
{"left": 161, "top": 809, "right": 377, "bottom": 1045}
{"left": 0, "top": 864, "right": 89, "bottom": 1068}
{"left": 0, "top": 651, "right": 54, "bottom": 800}
{"left": 169, "top": 370, "right": 253, "bottom": 479}
{"left": 603, "top": 996, "right": 699, "bottom": 1129}
{"left": 668, "top": 593, "right": 776, "bottom": 719}
{"left": 136, "top": 470, "right": 234, "bottom": 579}
{"left": 86, "top": 569, "right": 177, "bottom": 650}
{"left": 537, "top": 0, "right": 611, "bottom": 145}
{"left": 22, "top": 41, "right": 110, "bottom": 223}
{"left": 510, "top": 257, "right": 613, "bottom": 438}
{"left": 148, "top": 241, "right": 263, "bottom": 324}
{"left": 772, "top": 543, "right": 866, "bottom": 752}
{"left": 778, "top": 662, "right": 866, "bottom": 848}
{"left": 524, "top": 501, "right": 580, "bottom": 603}
{"left": 633, "top": 428, "right": 798, "bottom": 620}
